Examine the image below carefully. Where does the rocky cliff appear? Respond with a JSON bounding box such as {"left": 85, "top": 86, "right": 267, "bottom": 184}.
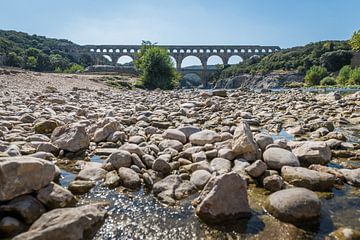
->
{"left": 213, "top": 71, "right": 304, "bottom": 89}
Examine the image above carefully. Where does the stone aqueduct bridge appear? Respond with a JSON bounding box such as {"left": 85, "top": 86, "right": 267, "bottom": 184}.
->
{"left": 74, "top": 44, "right": 281, "bottom": 85}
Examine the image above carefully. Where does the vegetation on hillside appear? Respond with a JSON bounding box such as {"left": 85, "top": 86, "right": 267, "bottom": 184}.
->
{"left": 220, "top": 41, "right": 352, "bottom": 79}
{"left": 0, "top": 30, "right": 92, "bottom": 72}
{"left": 350, "top": 30, "right": 360, "bottom": 52}
{"left": 135, "top": 41, "right": 180, "bottom": 90}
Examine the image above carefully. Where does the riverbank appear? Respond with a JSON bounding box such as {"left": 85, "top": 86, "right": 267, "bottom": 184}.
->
{"left": 0, "top": 71, "right": 359, "bottom": 239}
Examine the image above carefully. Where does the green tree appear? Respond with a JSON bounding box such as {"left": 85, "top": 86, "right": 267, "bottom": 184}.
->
{"left": 63, "top": 63, "right": 84, "bottom": 73}
{"left": 135, "top": 42, "right": 179, "bottom": 90}
{"left": 24, "top": 56, "right": 37, "bottom": 70}
{"left": 5, "top": 52, "right": 22, "bottom": 67}
{"left": 304, "top": 66, "right": 328, "bottom": 86}
{"left": 336, "top": 65, "right": 352, "bottom": 85}
{"left": 348, "top": 67, "right": 360, "bottom": 85}
{"left": 349, "top": 30, "right": 360, "bottom": 52}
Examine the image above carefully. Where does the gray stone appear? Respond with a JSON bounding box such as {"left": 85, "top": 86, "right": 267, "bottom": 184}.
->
{"left": 263, "top": 147, "right": 300, "bottom": 170}
{"left": 37, "top": 183, "right": 77, "bottom": 209}
{"left": 245, "top": 160, "right": 267, "bottom": 178}
{"left": 210, "top": 157, "right": 231, "bottom": 175}
{"left": 190, "top": 170, "right": 212, "bottom": 189}
{"left": 104, "top": 150, "right": 132, "bottom": 170}
{"left": 163, "top": 129, "right": 187, "bottom": 144}
{"left": 118, "top": 167, "right": 141, "bottom": 189}
{"left": 254, "top": 133, "right": 274, "bottom": 151}
{"left": 68, "top": 180, "right": 95, "bottom": 195}
{"left": 189, "top": 130, "right": 221, "bottom": 146}
{"left": 193, "top": 172, "right": 251, "bottom": 223}
{"left": 232, "top": 122, "right": 258, "bottom": 161}
{"left": 292, "top": 141, "right": 331, "bottom": 166}
{"left": 51, "top": 124, "right": 90, "bottom": 153}
{"left": 265, "top": 188, "right": 321, "bottom": 224}
{"left": 263, "top": 175, "right": 284, "bottom": 192}
{"left": 152, "top": 158, "right": 171, "bottom": 175}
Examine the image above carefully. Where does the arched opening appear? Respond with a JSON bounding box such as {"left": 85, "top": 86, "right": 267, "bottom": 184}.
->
{"left": 102, "top": 55, "right": 112, "bottom": 64}
{"left": 227, "top": 49, "right": 232, "bottom": 53}
{"left": 228, "top": 55, "right": 244, "bottom": 65}
{"left": 199, "top": 49, "right": 204, "bottom": 53}
{"left": 169, "top": 56, "right": 177, "bottom": 68}
{"left": 212, "top": 49, "right": 218, "bottom": 53}
{"left": 220, "top": 49, "right": 225, "bottom": 53}
{"left": 269, "top": 49, "right": 273, "bottom": 53}
{"left": 117, "top": 55, "right": 134, "bottom": 66}
{"left": 180, "top": 49, "right": 185, "bottom": 53}
{"left": 96, "top": 49, "right": 101, "bottom": 52}
{"left": 180, "top": 73, "right": 202, "bottom": 88}
{"left": 109, "top": 49, "right": 113, "bottom": 53}
{"left": 207, "top": 55, "right": 223, "bottom": 67}
{"left": 254, "top": 49, "right": 259, "bottom": 53}
{"left": 102, "top": 49, "right": 107, "bottom": 53}
{"left": 206, "top": 49, "right": 211, "bottom": 53}
{"left": 181, "top": 56, "right": 202, "bottom": 69}
{"left": 247, "top": 49, "right": 252, "bottom": 53}
{"left": 186, "top": 49, "right": 191, "bottom": 53}
{"left": 122, "top": 49, "right": 128, "bottom": 53}
{"left": 241, "top": 49, "right": 245, "bottom": 53}
{"left": 261, "top": 49, "right": 266, "bottom": 53}
{"left": 130, "top": 49, "right": 135, "bottom": 53}
{"left": 234, "top": 49, "right": 239, "bottom": 53}
{"left": 90, "top": 49, "right": 95, "bottom": 52}
{"left": 250, "top": 55, "right": 260, "bottom": 60}
{"left": 173, "top": 49, "right": 178, "bottom": 53}
{"left": 115, "top": 49, "right": 120, "bottom": 53}
{"left": 193, "top": 49, "right": 198, "bottom": 53}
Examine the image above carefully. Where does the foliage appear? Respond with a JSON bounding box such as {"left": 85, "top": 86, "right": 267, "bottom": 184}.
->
{"left": 304, "top": 66, "right": 328, "bottom": 86}
{"left": 320, "top": 76, "right": 336, "bottom": 86}
{"left": 63, "top": 64, "right": 85, "bottom": 73}
{"left": 135, "top": 41, "right": 179, "bottom": 90}
{"left": 336, "top": 65, "right": 352, "bottom": 85}
{"left": 349, "top": 30, "right": 360, "bottom": 52}
{"left": 319, "top": 50, "right": 353, "bottom": 72}
{"left": 348, "top": 67, "right": 360, "bottom": 85}
{"left": 0, "top": 30, "right": 92, "bottom": 72}
{"left": 220, "top": 41, "right": 350, "bottom": 78}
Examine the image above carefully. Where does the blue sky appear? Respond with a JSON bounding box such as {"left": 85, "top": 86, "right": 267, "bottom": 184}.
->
{"left": 1, "top": 0, "right": 359, "bottom": 66}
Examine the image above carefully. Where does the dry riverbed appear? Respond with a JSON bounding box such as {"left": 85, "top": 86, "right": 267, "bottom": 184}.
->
{"left": 0, "top": 70, "right": 359, "bottom": 240}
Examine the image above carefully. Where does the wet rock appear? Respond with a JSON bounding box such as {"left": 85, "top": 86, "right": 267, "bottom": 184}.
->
{"left": 292, "top": 141, "right": 331, "bottom": 166}
{"left": 281, "top": 166, "right": 335, "bottom": 191}
{"left": 245, "top": 160, "right": 267, "bottom": 178}
{"left": 263, "top": 175, "right": 284, "bottom": 192}
{"left": 118, "top": 167, "right": 141, "bottom": 189}
{"left": 13, "top": 204, "right": 108, "bottom": 240}
{"left": 190, "top": 170, "right": 212, "bottom": 190}
{"left": 232, "top": 122, "right": 258, "bottom": 161}
{"left": 37, "top": 183, "right": 77, "bottom": 209}
{"left": 193, "top": 172, "right": 251, "bottom": 223}
{"left": 329, "top": 227, "right": 360, "bottom": 240}
{"left": 153, "top": 175, "right": 182, "bottom": 205}
{"left": 265, "top": 187, "right": 321, "bottom": 224}
{"left": 51, "top": 124, "right": 90, "bottom": 153}
{"left": 0, "top": 156, "right": 55, "bottom": 201}
{"left": 34, "top": 120, "right": 59, "bottom": 134}
{"left": 338, "top": 168, "right": 360, "bottom": 187}
{"left": 0, "top": 195, "right": 46, "bottom": 224}
{"left": 174, "top": 181, "right": 197, "bottom": 200}
{"left": 0, "top": 216, "right": 26, "bottom": 238}
{"left": 68, "top": 180, "right": 96, "bottom": 195}
{"left": 263, "top": 148, "right": 300, "bottom": 170}
{"left": 104, "top": 150, "right": 132, "bottom": 170}
{"left": 189, "top": 130, "right": 221, "bottom": 146}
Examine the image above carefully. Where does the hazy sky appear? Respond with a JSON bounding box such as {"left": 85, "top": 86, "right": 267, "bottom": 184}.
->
{"left": 1, "top": 0, "right": 359, "bottom": 48}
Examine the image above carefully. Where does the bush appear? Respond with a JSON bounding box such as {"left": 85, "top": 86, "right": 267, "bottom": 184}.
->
{"left": 336, "top": 65, "right": 352, "bottom": 85}
{"left": 63, "top": 64, "right": 84, "bottom": 73}
{"left": 304, "top": 66, "right": 328, "bottom": 86}
{"left": 348, "top": 67, "right": 360, "bottom": 85}
{"left": 319, "top": 50, "right": 353, "bottom": 72}
{"left": 135, "top": 43, "right": 179, "bottom": 90}
{"left": 5, "top": 52, "right": 22, "bottom": 67}
{"left": 320, "top": 76, "right": 336, "bottom": 86}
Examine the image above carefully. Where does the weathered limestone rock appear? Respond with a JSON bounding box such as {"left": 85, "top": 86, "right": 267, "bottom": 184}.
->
{"left": 68, "top": 180, "right": 96, "bottom": 195}
{"left": 103, "top": 170, "right": 120, "bottom": 188}
{"left": 263, "top": 148, "right": 300, "bottom": 170}
{"left": 210, "top": 157, "right": 231, "bottom": 175}
{"left": 265, "top": 188, "right": 321, "bottom": 224}
{"left": 13, "top": 204, "right": 108, "bottom": 240}
{"left": 190, "top": 170, "right": 212, "bottom": 190}
{"left": 118, "top": 167, "right": 141, "bottom": 189}
{"left": 163, "top": 129, "right": 187, "bottom": 144}
{"left": 189, "top": 130, "right": 221, "bottom": 146}
{"left": 254, "top": 133, "right": 273, "bottom": 151}
{"left": 152, "top": 158, "right": 172, "bottom": 175}
{"left": 93, "top": 121, "right": 120, "bottom": 142}
{"left": 339, "top": 168, "right": 360, "bottom": 187}
{"left": 292, "top": 141, "right": 331, "bottom": 166}
{"left": 245, "top": 160, "right": 267, "bottom": 178}
{"left": 193, "top": 172, "right": 251, "bottom": 223}
{"left": 104, "top": 150, "right": 132, "bottom": 170}
{"left": 263, "top": 175, "right": 284, "bottom": 192}
{"left": 36, "top": 183, "right": 77, "bottom": 209}
{"left": 281, "top": 166, "right": 335, "bottom": 191}
{"left": 51, "top": 124, "right": 90, "bottom": 152}
{"left": 232, "top": 122, "right": 258, "bottom": 161}
{"left": 0, "top": 157, "right": 55, "bottom": 201}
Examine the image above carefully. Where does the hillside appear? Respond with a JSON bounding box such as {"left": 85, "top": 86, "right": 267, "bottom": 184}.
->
{"left": 0, "top": 30, "right": 94, "bottom": 72}
{"left": 219, "top": 40, "right": 352, "bottom": 79}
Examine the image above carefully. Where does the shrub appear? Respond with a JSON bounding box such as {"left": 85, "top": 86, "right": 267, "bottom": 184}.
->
{"left": 5, "top": 52, "right": 22, "bottom": 67}
{"left": 304, "top": 66, "right": 328, "bottom": 86}
{"left": 350, "top": 30, "right": 360, "bottom": 52}
{"left": 63, "top": 64, "right": 84, "bottom": 73}
{"left": 348, "top": 67, "right": 360, "bottom": 85}
{"left": 320, "top": 76, "right": 336, "bottom": 86}
{"left": 24, "top": 56, "right": 37, "bottom": 70}
{"left": 319, "top": 50, "right": 353, "bottom": 72}
{"left": 135, "top": 42, "right": 179, "bottom": 90}
{"left": 336, "top": 65, "right": 352, "bottom": 85}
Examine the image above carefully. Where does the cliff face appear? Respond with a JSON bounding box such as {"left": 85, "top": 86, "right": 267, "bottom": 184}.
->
{"left": 213, "top": 71, "right": 304, "bottom": 89}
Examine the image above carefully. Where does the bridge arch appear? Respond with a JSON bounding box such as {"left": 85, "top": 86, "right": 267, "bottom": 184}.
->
{"left": 181, "top": 56, "right": 203, "bottom": 69}
{"left": 169, "top": 56, "right": 177, "bottom": 68}
{"left": 228, "top": 55, "right": 244, "bottom": 65}
{"left": 207, "top": 55, "right": 223, "bottom": 66}
{"left": 117, "top": 55, "right": 134, "bottom": 65}
{"left": 102, "top": 55, "right": 112, "bottom": 63}
{"left": 181, "top": 72, "right": 202, "bottom": 88}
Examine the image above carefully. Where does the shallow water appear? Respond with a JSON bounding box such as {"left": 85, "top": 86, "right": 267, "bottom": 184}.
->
{"left": 57, "top": 126, "right": 360, "bottom": 239}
